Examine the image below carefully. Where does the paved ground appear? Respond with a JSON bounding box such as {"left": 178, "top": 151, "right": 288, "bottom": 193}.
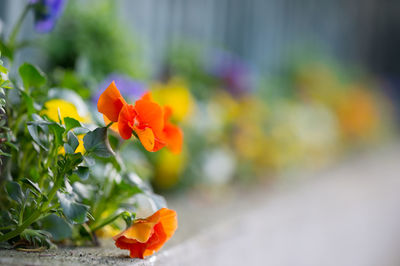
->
{"left": 1, "top": 143, "right": 400, "bottom": 265}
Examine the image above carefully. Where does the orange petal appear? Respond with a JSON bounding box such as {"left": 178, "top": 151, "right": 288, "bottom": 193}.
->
{"left": 118, "top": 104, "right": 136, "bottom": 140}
{"left": 157, "top": 208, "right": 178, "bottom": 240}
{"left": 163, "top": 106, "right": 173, "bottom": 123}
{"left": 97, "top": 81, "right": 127, "bottom": 122}
{"left": 141, "top": 92, "right": 153, "bottom": 101}
{"left": 143, "top": 222, "right": 167, "bottom": 256}
{"left": 135, "top": 127, "right": 155, "bottom": 151}
{"left": 134, "top": 96, "right": 164, "bottom": 134}
{"left": 113, "top": 208, "right": 177, "bottom": 259}
{"left": 151, "top": 137, "right": 167, "bottom": 152}
{"left": 163, "top": 124, "right": 183, "bottom": 154}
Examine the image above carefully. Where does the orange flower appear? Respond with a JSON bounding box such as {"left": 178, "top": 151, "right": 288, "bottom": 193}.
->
{"left": 113, "top": 208, "right": 178, "bottom": 259}
{"left": 97, "top": 82, "right": 183, "bottom": 153}
{"left": 162, "top": 106, "right": 183, "bottom": 154}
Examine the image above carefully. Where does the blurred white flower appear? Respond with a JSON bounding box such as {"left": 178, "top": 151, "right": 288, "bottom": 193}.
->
{"left": 202, "top": 148, "right": 236, "bottom": 185}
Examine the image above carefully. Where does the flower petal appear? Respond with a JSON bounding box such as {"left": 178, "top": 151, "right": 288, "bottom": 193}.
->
{"left": 135, "top": 127, "right": 155, "bottom": 152}
{"left": 134, "top": 96, "right": 164, "bottom": 134}
{"left": 163, "top": 124, "right": 183, "bottom": 154}
{"left": 97, "top": 81, "right": 127, "bottom": 122}
{"left": 157, "top": 208, "right": 178, "bottom": 239}
{"left": 118, "top": 104, "right": 135, "bottom": 140}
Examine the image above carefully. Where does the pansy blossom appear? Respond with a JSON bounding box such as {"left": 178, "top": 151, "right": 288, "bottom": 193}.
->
{"left": 113, "top": 208, "right": 177, "bottom": 259}
{"left": 97, "top": 81, "right": 182, "bottom": 153}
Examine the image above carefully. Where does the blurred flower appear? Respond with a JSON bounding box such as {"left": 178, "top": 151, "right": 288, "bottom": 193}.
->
{"left": 161, "top": 106, "right": 183, "bottom": 154}
{"left": 208, "top": 51, "right": 253, "bottom": 97}
{"left": 113, "top": 208, "right": 177, "bottom": 259}
{"left": 202, "top": 148, "right": 236, "bottom": 185}
{"left": 336, "top": 88, "right": 378, "bottom": 139}
{"left": 150, "top": 77, "right": 195, "bottom": 122}
{"left": 41, "top": 98, "right": 91, "bottom": 123}
{"left": 31, "top": 0, "right": 66, "bottom": 33}
{"left": 94, "top": 74, "right": 147, "bottom": 104}
{"left": 97, "top": 82, "right": 182, "bottom": 153}
{"left": 154, "top": 149, "right": 186, "bottom": 190}
{"left": 96, "top": 225, "right": 120, "bottom": 239}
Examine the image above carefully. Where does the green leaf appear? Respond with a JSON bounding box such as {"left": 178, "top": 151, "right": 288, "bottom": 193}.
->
{"left": 0, "top": 64, "right": 7, "bottom": 74}
{"left": 64, "top": 131, "right": 79, "bottom": 154}
{"left": 40, "top": 214, "right": 72, "bottom": 241}
{"left": 57, "top": 192, "right": 89, "bottom": 224}
{"left": 0, "top": 150, "right": 11, "bottom": 157}
{"left": 68, "top": 152, "right": 83, "bottom": 167}
{"left": 73, "top": 127, "right": 89, "bottom": 135}
{"left": 5, "top": 181, "right": 23, "bottom": 203}
{"left": 48, "top": 123, "right": 65, "bottom": 147}
{"left": 74, "top": 166, "right": 89, "bottom": 180}
{"left": 4, "top": 141, "right": 18, "bottom": 151}
{"left": 83, "top": 127, "right": 115, "bottom": 158}
{"left": 27, "top": 124, "right": 48, "bottom": 150}
{"left": 64, "top": 117, "right": 82, "bottom": 132}
{"left": 19, "top": 63, "right": 46, "bottom": 89}
{"left": 20, "top": 229, "right": 54, "bottom": 248}
{"left": 20, "top": 90, "right": 36, "bottom": 115}
{"left": 21, "top": 178, "right": 42, "bottom": 195}
{"left": 0, "top": 40, "right": 13, "bottom": 60}
{"left": 0, "top": 210, "right": 15, "bottom": 227}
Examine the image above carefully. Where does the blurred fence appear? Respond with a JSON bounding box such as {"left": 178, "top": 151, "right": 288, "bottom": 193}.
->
{"left": 119, "top": 0, "right": 399, "bottom": 74}
{"left": 1, "top": 0, "right": 400, "bottom": 74}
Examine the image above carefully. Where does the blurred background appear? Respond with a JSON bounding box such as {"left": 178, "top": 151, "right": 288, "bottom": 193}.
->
{"left": 1, "top": 0, "right": 400, "bottom": 265}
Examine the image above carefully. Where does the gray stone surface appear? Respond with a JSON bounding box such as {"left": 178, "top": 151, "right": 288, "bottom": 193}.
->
{"left": 1, "top": 143, "right": 400, "bottom": 265}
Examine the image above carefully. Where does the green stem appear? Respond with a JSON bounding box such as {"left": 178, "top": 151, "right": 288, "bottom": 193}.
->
{"left": 0, "top": 170, "right": 63, "bottom": 243}
{"left": 8, "top": 4, "right": 31, "bottom": 47}
{"left": 90, "top": 211, "right": 128, "bottom": 232}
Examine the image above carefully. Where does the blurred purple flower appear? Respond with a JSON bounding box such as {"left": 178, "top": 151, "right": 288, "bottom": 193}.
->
{"left": 30, "top": 0, "right": 65, "bottom": 33}
{"left": 94, "top": 74, "right": 147, "bottom": 104}
{"left": 208, "top": 51, "right": 253, "bottom": 97}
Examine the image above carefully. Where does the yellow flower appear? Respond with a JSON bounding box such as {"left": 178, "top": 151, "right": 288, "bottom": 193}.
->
{"left": 153, "top": 149, "right": 186, "bottom": 190}
{"left": 41, "top": 99, "right": 90, "bottom": 154}
{"left": 41, "top": 99, "right": 91, "bottom": 123}
{"left": 150, "top": 77, "right": 195, "bottom": 122}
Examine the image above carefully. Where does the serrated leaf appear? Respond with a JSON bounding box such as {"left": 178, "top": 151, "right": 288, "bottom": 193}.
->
{"left": 19, "top": 63, "right": 46, "bottom": 89}
{"left": 64, "top": 117, "right": 82, "bottom": 132}
{"left": 83, "top": 127, "right": 115, "bottom": 158}
{"left": 5, "top": 181, "right": 23, "bottom": 203}
{"left": 57, "top": 192, "right": 89, "bottom": 224}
